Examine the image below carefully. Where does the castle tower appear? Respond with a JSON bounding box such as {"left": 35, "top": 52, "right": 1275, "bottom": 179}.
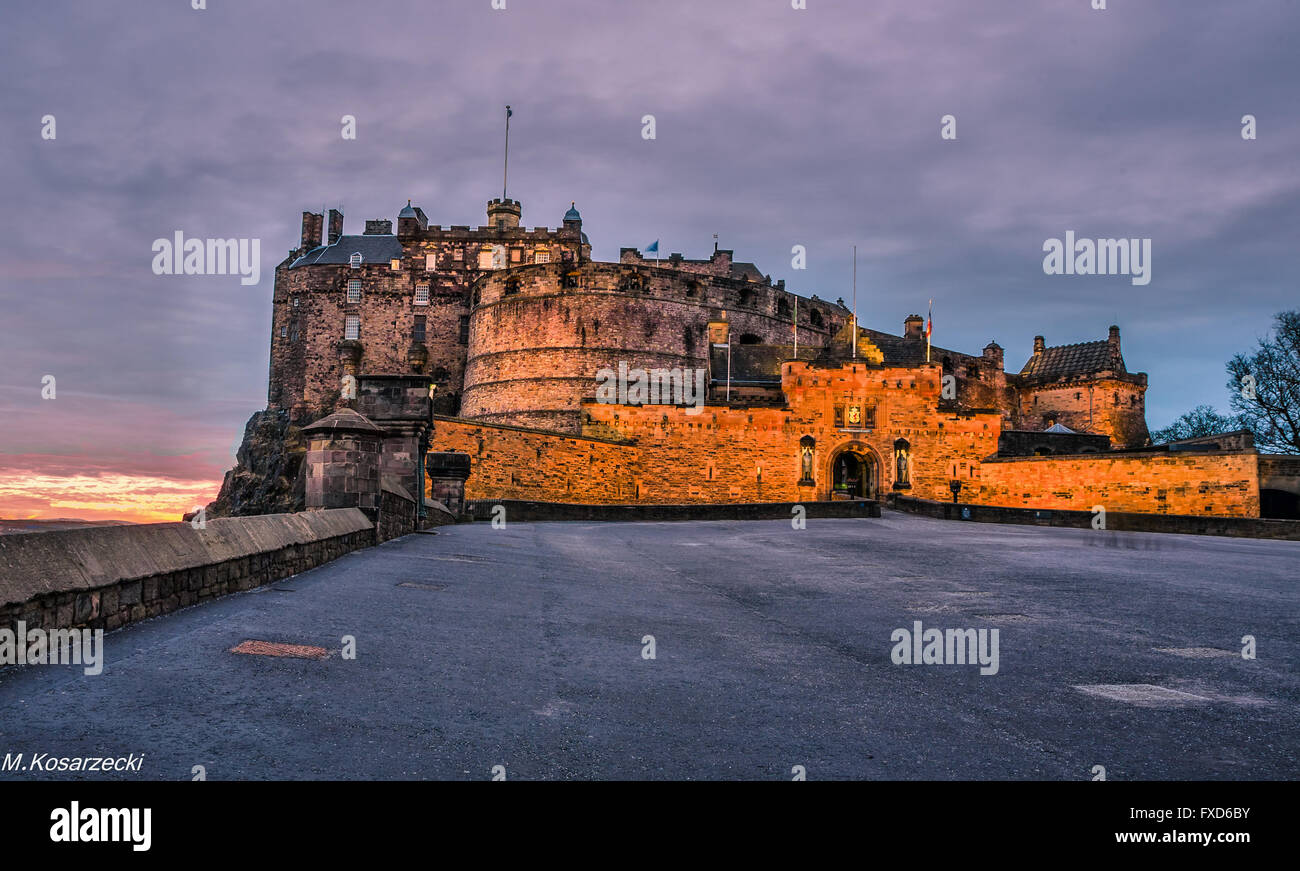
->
{"left": 487, "top": 198, "right": 521, "bottom": 230}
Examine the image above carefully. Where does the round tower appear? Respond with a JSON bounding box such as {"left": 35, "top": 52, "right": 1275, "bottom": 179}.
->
{"left": 487, "top": 198, "right": 521, "bottom": 229}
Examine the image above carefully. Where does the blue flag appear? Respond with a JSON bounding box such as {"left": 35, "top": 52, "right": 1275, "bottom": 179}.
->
{"left": 645, "top": 240, "right": 659, "bottom": 253}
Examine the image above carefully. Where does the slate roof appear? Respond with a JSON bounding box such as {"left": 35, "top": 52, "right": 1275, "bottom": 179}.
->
{"left": 1019, "top": 339, "right": 1123, "bottom": 380}
{"left": 852, "top": 327, "right": 971, "bottom": 367}
{"left": 709, "top": 344, "right": 819, "bottom": 384}
{"left": 290, "top": 235, "right": 403, "bottom": 268}
{"left": 729, "top": 261, "right": 765, "bottom": 282}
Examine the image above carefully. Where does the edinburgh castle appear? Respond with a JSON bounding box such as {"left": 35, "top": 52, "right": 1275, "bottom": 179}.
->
{"left": 210, "top": 192, "right": 1296, "bottom": 521}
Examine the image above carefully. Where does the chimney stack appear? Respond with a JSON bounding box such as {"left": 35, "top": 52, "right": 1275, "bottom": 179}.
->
{"left": 1033, "top": 335, "right": 1045, "bottom": 354}
{"left": 328, "top": 209, "right": 344, "bottom": 245}
{"left": 1108, "top": 324, "right": 1120, "bottom": 350}
{"left": 300, "top": 211, "right": 323, "bottom": 251}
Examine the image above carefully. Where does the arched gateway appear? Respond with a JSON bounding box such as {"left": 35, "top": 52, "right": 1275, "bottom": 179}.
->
{"left": 829, "top": 447, "right": 879, "bottom": 500}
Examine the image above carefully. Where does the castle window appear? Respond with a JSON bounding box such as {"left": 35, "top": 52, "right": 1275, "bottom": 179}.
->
{"left": 290, "top": 322, "right": 300, "bottom": 342}
{"left": 425, "top": 253, "right": 436, "bottom": 271}
{"left": 454, "top": 248, "right": 464, "bottom": 261}
{"left": 344, "top": 315, "right": 360, "bottom": 340}
{"left": 503, "top": 278, "right": 521, "bottom": 296}
{"left": 292, "top": 296, "right": 299, "bottom": 307}
{"left": 738, "top": 333, "right": 761, "bottom": 345}
{"left": 412, "top": 315, "right": 426, "bottom": 344}
{"left": 390, "top": 259, "right": 402, "bottom": 271}
{"left": 809, "top": 309, "right": 823, "bottom": 327}
{"left": 511, "top": 248, "right": 521, "bottom": 263}
{"left": 536, "top": 250, "right": 550, "bottom": 263}
{"left": 349, "top": 253, "right": 362, "bottom": 269}
{"left": 833, "top": 405, "right": 845, "bottom": 428}
{"left": 563, "top": 271, "right": 580, "bottom": 288}
{"left": 1075, "top": 392, "right": 1082, "bottom": 400}
{"left": 777, "top": 298, "right": 790, "bottom": 318}
{"left": 346, "top": 279, "right": 362, "bottom": 303}
{"left": 279, "top": 325, "right": 287, "bottom": 338}
{"left": 1113, "top": 392, "right": 1120, "bottom": 406}
{"left": 414, "top": 285, "right": 429, "bottom": 305}
{"left": 458, "top": 316, "right": 469, "bottom": 345}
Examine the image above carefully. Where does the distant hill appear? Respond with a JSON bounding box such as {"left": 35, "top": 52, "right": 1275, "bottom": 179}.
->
{"left": 0, "top": 518, "right": 136, "bottom": 536}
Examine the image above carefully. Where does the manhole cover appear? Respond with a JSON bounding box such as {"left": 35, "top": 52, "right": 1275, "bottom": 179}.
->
{"left": 230, "top": 640, "right": 329, "bottom": 660}
{"left": 398, "top": 582, "right": 447, "bottom": 591}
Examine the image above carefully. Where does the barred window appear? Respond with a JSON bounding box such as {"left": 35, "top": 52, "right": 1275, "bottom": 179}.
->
{"left": 347, "top": 279, "right": 362, "bottom": 303}
{"left": 344, "top": 315, "right": 360, "bottom": 340}
{"left": 414, "top": 284, "right": 429, "bottom": 305}
{"left": 413, "top": 315, "right": 426, "bottom": 344}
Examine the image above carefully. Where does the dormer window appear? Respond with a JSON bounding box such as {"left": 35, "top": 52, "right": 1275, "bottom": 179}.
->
{"left": 349, "top": 252, "right": 362, "bottom": 269}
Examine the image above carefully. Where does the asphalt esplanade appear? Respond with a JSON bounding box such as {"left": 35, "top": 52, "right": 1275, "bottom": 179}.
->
{"left": 1, "top": 512, "right": 1295, "bottom": 780}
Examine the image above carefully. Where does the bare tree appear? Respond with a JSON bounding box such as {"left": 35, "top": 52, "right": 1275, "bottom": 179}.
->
{"left": 1226, "top": 310, "right": 1300, "bottom": 454}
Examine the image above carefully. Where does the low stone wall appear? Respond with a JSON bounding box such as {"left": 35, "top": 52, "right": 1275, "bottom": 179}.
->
{"left": 378, "top": 486, "right": 417, "bottom": 541}
{"left": 467, "top": 499, "right": 880, "bottom": 523}
{"left": 890, "top": 494, "right": 1300, "bottom": 541}
{"left": 0, "top": 509, "right": 374, "bottom": 640}
{"left": 973, "top": 450, "right": 1261, "bottom": 517}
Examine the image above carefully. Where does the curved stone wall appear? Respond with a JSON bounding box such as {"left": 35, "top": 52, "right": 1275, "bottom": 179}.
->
{"left": 461, "top": 261, "right": 846, "bottom": 431}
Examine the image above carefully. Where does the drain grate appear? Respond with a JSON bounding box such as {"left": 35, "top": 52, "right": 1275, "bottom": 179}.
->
{"left": 398, "top": 582, "right": 447, "bottom": 591}
{"left": 230, "top": 640, "right": 329, "bottom": 660}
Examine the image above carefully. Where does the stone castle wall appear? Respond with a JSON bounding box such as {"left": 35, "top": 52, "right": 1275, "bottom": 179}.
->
{"left": 973, "top": 451, "right": 1260, "bottom": 516}
{"left": 461, "top": 261, "right": 846, "bottom": 432}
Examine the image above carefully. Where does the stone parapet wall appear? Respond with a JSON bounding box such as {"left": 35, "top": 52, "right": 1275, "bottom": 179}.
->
{"left": 0, "top": 509, "right": 373, "bottom": 641}
{"left": 972, "top": 451, "right": 1260, "bottom": 517}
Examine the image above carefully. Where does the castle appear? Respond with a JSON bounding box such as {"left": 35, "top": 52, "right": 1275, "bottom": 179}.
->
{"left": 227, "top": 192, "right": 1291, "bottom": 520}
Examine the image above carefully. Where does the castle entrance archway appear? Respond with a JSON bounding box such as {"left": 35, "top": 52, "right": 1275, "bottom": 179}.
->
{"left": 830, "top": 449, "right": 877, "bottom": 500}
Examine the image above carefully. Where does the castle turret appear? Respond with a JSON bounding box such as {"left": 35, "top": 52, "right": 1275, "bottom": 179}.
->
{"left": 904, "top": 314, "right": 924, "bottom": 339}
{"left": 487, "top": 198, "right": 521, "bottom": 230}
{"left": 983, "top": 341, "right": 1003, "bottom": 368}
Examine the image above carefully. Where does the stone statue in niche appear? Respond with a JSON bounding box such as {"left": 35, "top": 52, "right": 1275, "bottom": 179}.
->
{"left": 894, "top": 445, "right": 910, "bottom": 487}
{"left": 798, "top": 436, "right": 815, "bottom": 484}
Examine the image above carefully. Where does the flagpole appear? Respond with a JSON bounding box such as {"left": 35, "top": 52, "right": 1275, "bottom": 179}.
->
{"left": 502, "top": 105, "right": 511, "bottom": 201}
{"left": 793, "top": 295, "right": 798, "bottom": 357}
{"left": 926, "top": 298, "right": 933, "bottom": 363}
{"left": 852, "top": 244, "right": 857, "bottom": 359}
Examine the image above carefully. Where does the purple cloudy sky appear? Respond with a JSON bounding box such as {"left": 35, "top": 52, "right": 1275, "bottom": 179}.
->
{"left": 1, "top": 0, "right": 1296, "bottom": 520}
